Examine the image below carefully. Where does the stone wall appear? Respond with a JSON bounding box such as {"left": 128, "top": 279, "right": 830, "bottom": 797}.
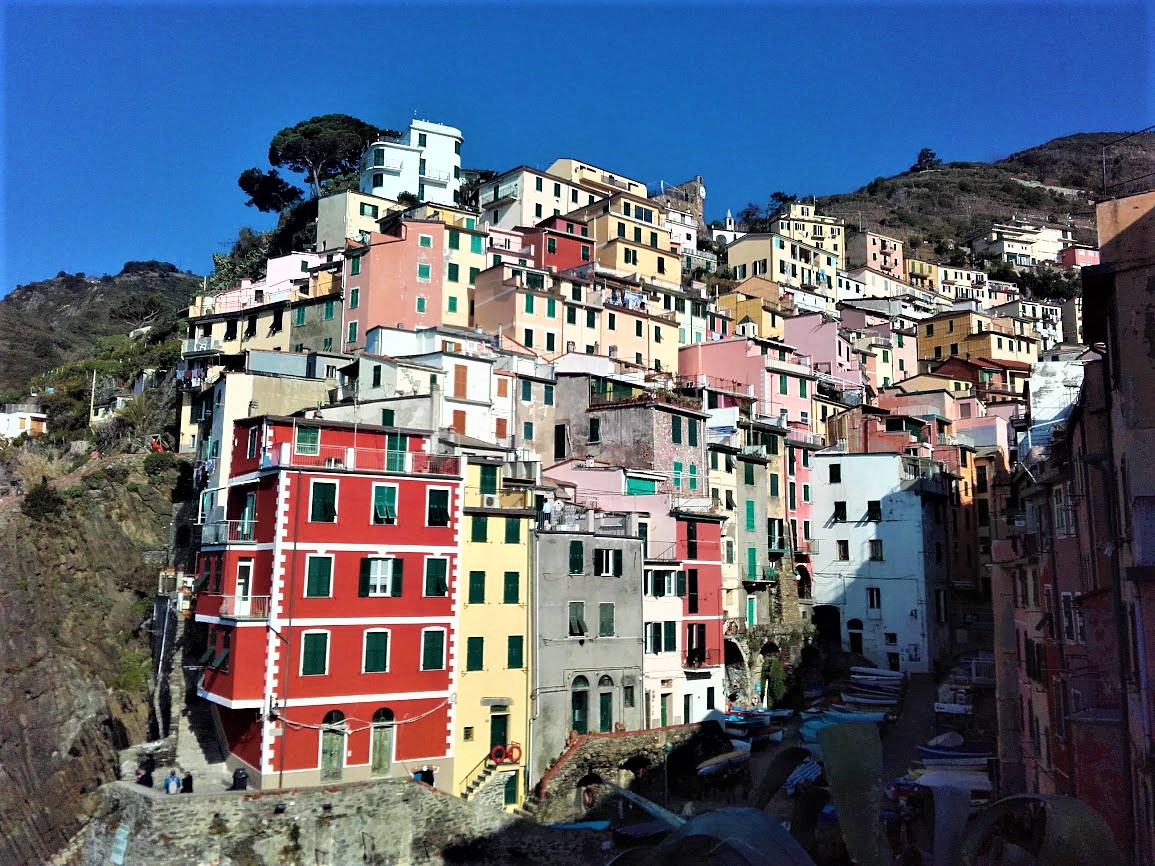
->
{"left": 532, "top": 721, "right": 732, "bottom": 824}
{"left": 79, "top": 779, "right": 606, "bottom": 866}
{"left": 649, "top": 177, "right": 708, "bottom": 236}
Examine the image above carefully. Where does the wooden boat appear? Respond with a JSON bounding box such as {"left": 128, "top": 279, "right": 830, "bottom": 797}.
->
{"left": 819, "top": 708, "right": 889, "bottom": 724}
{"left": 696, "top": 749, "right": 751, "bottom": 777}
{"left": 841, "top": 692, "right": 901, "bottom": 707}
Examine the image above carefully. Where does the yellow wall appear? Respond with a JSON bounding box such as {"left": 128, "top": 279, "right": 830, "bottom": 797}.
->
{"left": 454, "top": 462, "right": 533, "bottom": 807}
{"left": 916, "top": 311, "right": 1036, "bottom": 368}
{"left": 716, "top": 292, "right": 785, "bottom": 340}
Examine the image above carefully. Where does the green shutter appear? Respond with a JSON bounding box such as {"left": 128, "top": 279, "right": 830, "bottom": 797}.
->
{"left": 373, "top": 486, "right": 397, "bottom": 523}
{"left": 672, "top": 416, "right": 682, "bottom": 443}
{"left": 471, "top": 515, "right": 488, "bottom": 542}
{"left": 306, "top": 557, "right": 331, "bottom": 597}
{"left": 507, "top": 635, "right": 524, "bottom": 668}
{"left": 503, "top": 571, "right": 519, "bottom": 604}
{"left": 310, "top": 482, "right": 336, "bottom": 522}
{"left": 469, "top": 266, "right": 480, "bottom": 284}
{"left": 302, "top": 633, "right": 327, "bottom": 675}
{"left": 447, "top": 263, "right": 459, "bottom": 282}
{"left": 663, "top": 621, "right": 677, "bottom": 653}
{"left": 359, "top": 557, "right": 371, "bottom": 597}
{"left": 425, "top": 558, "right": 448, "bottom": 596}
{"left": 391, "top": 557, "right": 404, "bottom": 596}
{"left": 505, "top": 517, "right": 521, "bottom": 544}
{"left": 613, "top": 550, "right": 623, "bottom": 577}
{"left": 569, "top": 540, "right": 584, "bottom": 574}
{"left": 296, "top": 426, "right": 320, "bottom": 455}
{"left": 689, "top": 464, "right": 697, "bottom": 491}
{"left": 466, "top": 637, "right": 484, "bottom": 671}
{"left": 448, "top": 229, "right": 460, "bottom": 250}
{"left": 544, "top": 384, "right": 554, "bottom": 406}
{"left": 381, "top": 408, "right": 395, "bottom": 426}
{"left": 770, "top": 474, "right": 780, "bottom": 497}
{"left": 789, "top": 483, "right": 796, "bottom": 510}
{"left": 547, "top": 297, "right": 557, "bottom": 318}
{"left": 422, "top": 630, "right": 445, "bottom": 670}
{"left": 676, "top": 571, "right": 687, "bottom": 597}
{"left": 470, "top": 235, "right": 483, "bottom": 254}
{"left": 744, "top": 462, "right": 755, "bottom": 485}
{"left": 364, "top": 632, "right": 388, "bottom": 672}
{"left": 428, "top": 489, "right": 449, "bottom": 525}
{"left": 745, "top": 500, "right": 756, "bottom": 531}
{"left": 688, "top": 420, "right": 698, "bottom": 446}
{"left": 468, "top": 570, "right": 486, "bottom": 604}
{"left": 747, "top": 547, "right": 757, "bottom": 578}
{"left": 480, "top": 465, "right": 498, "bottom": 494}
{"left": 599, "top": 603, "right": 615, "bottom": 636}
{"left": 800, "top": 378, "right": 808, "bottom": 398}
{"left": 626, "top": 477, "right": 657, "bottom": 495}
{"left": 673, "top": 461, "right": 682, "bottom": 488}
{"left": 524, "top": 293, "right": 534, "bottom": 314}
{"left": 779, "top": 374, "right": 788, "bottom": 395}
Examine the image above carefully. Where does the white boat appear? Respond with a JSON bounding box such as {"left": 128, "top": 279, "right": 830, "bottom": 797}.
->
{"left": 850, "top": 669, "right": 900, "bottom": 683}
{"left": 841, "top": 692, "right": 901, "bottom": 706}
{"left": 851, "top": 675, "right": 906, "bottom": 690}
{"left": 918, "top": 756, "right": 993, "bottom": 768}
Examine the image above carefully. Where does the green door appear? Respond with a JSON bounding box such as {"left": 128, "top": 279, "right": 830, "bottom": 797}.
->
{"left": 370, "top": 724, "right": 392, "bottom": 776}
{"left": 490, "top": 713, "right": 509, "bottom": 751}
{"left": 746, "top": 546, "right": 758, "bottom": 580}
{"left": 320, "top": 727, "right": 344, "bottom": 781}
{"left": 599, "top": 692, "right": 613, "bottom": 733}
{"left": 747, "top": 594, "right": 757, "bottom": 627}
{"left": 386, "top": 433, "right": 405, "bottom": 472}
{"left": 240, "top": 492, "right": 256, "bottom": 541}
{"left": 660, "top": 693, "right": 670, "bottom": 727}
{"left": 572, "top": 689, "right": 589, "bottom": 734}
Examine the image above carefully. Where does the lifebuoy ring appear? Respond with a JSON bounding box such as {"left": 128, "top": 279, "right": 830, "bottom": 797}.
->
{"left": 581, "top": 786, "right": 597, "bottom": 809}
{"left": 505, "top": 743, "right": 522, "bottom": 764}
{"left": 490, "top": 744, "right": 506, "bottom": 764}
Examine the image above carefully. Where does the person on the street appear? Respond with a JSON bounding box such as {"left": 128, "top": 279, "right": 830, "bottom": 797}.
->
{"left": 181, "top": 771, "right": 194, "bottom": 793}
{"left": 136, "top": 767, "right": 154, "bottom": 788}
{"left": 163, "top": 769, "right": 181, "bottom": 794}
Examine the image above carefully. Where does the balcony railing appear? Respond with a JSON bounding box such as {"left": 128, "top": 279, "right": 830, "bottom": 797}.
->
{"left": 183, "top": 337, "right": 223, "bottom": 355}
{"left": 201, "top": 519, "right": 260, "bottom": 545}
{"left": 421, "top": 167, "right": 451, "bottom": 183}
{"left": 724, "top": 617, "right": 747, "bottom": 636}
{"left": 794, "top": 539, "right": 818, "bottom": 555}
{"left": 742, "top": 567, "right": 778, "bottom": 583}
{"left": 683, "top": 648, "right": 720, "bottom": 668}
{"left": 198, "top": 594, "right": 270, "bottom": 621}
{"left": 260, "top": 444, "right": 461, "bottom": 476}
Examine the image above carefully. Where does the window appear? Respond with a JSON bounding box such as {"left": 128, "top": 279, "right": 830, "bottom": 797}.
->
{"left": 421, "top": 629, "right": 446, "bottom": 670}
{"left": 779, "top": 374, "right": 788, "bottom": 395}
{"left": 523, "top": 328, "right": 533, "bottom": 348}
{"left": 799, "top": 378, "right": 808, "bottom": 398}
{"left": 323, "top": 300, "right": 335, "bottom": 321}
{"left": 507, "top": 635, "right": 524, "bottom": 668}
{"left": 417, "top": 263, "right": 431, "bottom": 283}
{"left": 466, "top": 570, "right": 487, "bottom": 604}
{"left": 301, "top": 632, "right": 328, "bottom": 676}
{"left": 305, "top": 555, "right": 332, "bottom": 597}
{"left": 594, "top": 548, "right": 624, "bottom": 577}
{"left": 869, "top": 539, "right": 884, "bottom": 560}
{"left": 568, "top": 540, "right": 584, "bottom": 574}
{"left": 349, "top": 287, "right": 360, "bottom": 309}
{"left": 867, "top": 500, "right": 882, "bottom": 522}
{"left": 833, "top": 501, "right": 847, "bottom": 522}
{"left": 503, "top": 571, "right": 519, "bottom": 604}
{"left": 599, "top": 603, "right": 615, "bottom": 637}
{"left": 829, "top": 463, "right": 842, "bottom": 483}
{"left": 688, "top": 419, "right": 698, "bottom": 446}
{"left": 347, "top": 320, "right": 358, "bottom": 344}
{"left": 522, "top": 421, "right": 534, "bottom": 441}
{"left": 673, "top": 461, "right": 683, "bottom": 488}
{"left": 581, "top": 244, "right": 591, "bottom": 261}
{"left": 744, "top": 500, "right": 756, "bottom": 532}
{"left": 446, "top": 263, "right": 460, "bottom": 284}
{"left": 672, "top": 416, "right": 682, "bottom": 444}
{"left": 867, "top": 587, "right": 882, "bottom": 609}
{"left": 427, "top": 489, "right": 450, "bottom": 526}
{"left": 295, "top": 425, "right": 320, "bottom": 456}
{"left": 569, "top": 601, "right": 587, "bottom": 636}
{"left": 424, "top": 558, "right": 448, "bottom": 596}
{"left": 535, "top": 203, "right": 543, "bottom": 219}
{"left": 418, "top": 234, "right": 432, "bottom": 248}
{"left": 837, "top": 540, "right": 850, "bottom": 561}
{"left": 770, "top": 473, "right": 780, "bottom": 497}
{"left": 471, "top": 515, "right": 488, "bottom": 542}
{"left": 544, "top": 384, "right": 554, "bottom": 406}
{"left": 589, "top": 417, "right": 601, "bottom": 442}
{"left": 363, "top": 631, "right": 389, "bottom": 673}
{"left": 371, "top": 485, "right": 397, "bottom": 525}
{"left": 504, "top": 517, "right": 521, "bottom": 544}
{"left": 293, "top": 306, "right": 306, "bottom": 326}
{"left": 803, "top": 484, "right": 810, "bottom": 502}
{"left": 418, "top": 132, "right": 427, "bottom": 147}
{"left": 309, "top": 481, "right": 337, "bottom": 523}
{"left": 466, "top": 637, "right": 484, "bottom": 671}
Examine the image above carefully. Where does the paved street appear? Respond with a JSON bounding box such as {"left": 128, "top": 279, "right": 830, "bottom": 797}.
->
{"left": 881, "top": 674, "right": 938, "bottom": 786}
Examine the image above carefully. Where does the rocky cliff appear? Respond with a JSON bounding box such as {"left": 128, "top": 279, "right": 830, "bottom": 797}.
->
{"left": 0, "top": 455, "right": 190, "bottom": 866}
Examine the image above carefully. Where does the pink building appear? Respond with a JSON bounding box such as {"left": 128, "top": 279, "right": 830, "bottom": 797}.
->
{"left": 1058, "top": 245, "right": 1100, "bottom": 269}
{"left": 781, "top": 313, "right": 862, "bottom": 390}
{"left": 847, "top": 230, "right": 906, "bottom": 281}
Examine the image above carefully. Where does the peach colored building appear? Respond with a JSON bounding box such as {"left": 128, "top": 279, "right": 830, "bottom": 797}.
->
{"left": 846, "top": 230, "right": 905, "bottom": 281}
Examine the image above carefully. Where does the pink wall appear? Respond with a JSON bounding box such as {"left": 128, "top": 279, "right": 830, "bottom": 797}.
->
{"left": 782, "top": 314, "right": 858, "bottom": 382}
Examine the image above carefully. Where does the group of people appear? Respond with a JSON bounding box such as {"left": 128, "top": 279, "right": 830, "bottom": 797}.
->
{"left": 411, "top": 765, "right": 437, "bottom": 787}
{"left": 134, "top": 756, "right": 193, "bottom": 794}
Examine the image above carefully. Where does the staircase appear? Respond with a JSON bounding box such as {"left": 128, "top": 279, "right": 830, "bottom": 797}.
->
{"left": 174, "top": 666, "right": 232, "bottom": 790}
{"left": 459, "top": 760, "right": 498, "bottom": 800}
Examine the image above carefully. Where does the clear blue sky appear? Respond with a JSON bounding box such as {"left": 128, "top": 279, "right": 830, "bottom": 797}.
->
{"left": 3, "top": 1, "right": 1151, "bottom": 293}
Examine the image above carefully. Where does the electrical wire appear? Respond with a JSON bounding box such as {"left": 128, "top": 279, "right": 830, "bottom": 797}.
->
{"left": 273, "top": 694, "right": 455, "bottom": 736}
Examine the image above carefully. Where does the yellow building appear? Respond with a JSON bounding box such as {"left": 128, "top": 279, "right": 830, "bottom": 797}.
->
{"left": 716, "top": 290, "right": 786, "bottom": 341}
{"left": 770, "top": 202, "right": 846, "bottom": 273}
{"left": 727, "top": 232, "right": 837, "bottom": 292}
{"left": 455, "top": 457, "right": 534, "bottom": 809}
{"left": 916, "top": 308, "right": 1037, "bottom": 372}
{"left": 564, "top": 192, "right": 682, "bottom": 287}
{"left": 906, "top": 258, "right": 940, "bottom": 292}
{"left": 547, "top": 158, "right": 648, "bottom": 199}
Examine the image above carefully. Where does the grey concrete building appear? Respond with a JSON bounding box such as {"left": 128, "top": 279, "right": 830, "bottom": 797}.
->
{"left": 529, "top": 503, "right": 645, "bottom": 782}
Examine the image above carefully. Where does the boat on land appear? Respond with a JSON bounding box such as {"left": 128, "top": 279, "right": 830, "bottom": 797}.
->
{"left": 916, "top": 731, "right": 994, "bottom": 762}
{"left": 851, "top": 666, "right": 905, "bottom": 679}
{"left": 841, "top": 692, "right": 901, "bottom": 707}
{"left": 696, "top": 750, "right": 752, "bottom": 777}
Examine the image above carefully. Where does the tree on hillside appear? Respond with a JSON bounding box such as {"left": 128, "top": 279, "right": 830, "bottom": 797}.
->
{"left": 115, "top": 292, "right": 169, "bottom": 330}
{"left": 237, "top": 168, "right": 304, "bottom": 213}
{"left": 910, "top": 148, "right": 944, "bottom": 173}
{"left": 264, "top": 115, "right": 397, "bottom": 197}
{"left": 209, "top": 227, "right": 270, "bottom": 291}
{"left": 768, "top": 191, "right": 797, "bottom": 211}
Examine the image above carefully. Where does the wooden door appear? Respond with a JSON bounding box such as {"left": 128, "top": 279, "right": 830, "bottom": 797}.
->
{"left": 453, "top": 364, "right": 467, "bottom": 398}
{"left": 320, "top": 727, "right": 344, "bottom": 781}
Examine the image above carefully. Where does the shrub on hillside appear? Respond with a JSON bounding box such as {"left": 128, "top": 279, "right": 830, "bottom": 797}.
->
{"left": 22, "top": 479, "right": 65, "bottom": 521}
{"left": 143, "top": 451, "right": 179, "bottom": 478}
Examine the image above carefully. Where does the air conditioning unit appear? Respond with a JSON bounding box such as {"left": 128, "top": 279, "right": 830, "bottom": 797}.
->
{"left": 482, "top": 494, "right": 500, "bottom": 508}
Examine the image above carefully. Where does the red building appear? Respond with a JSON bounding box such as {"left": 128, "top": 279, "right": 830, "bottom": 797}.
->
{"left": 194, "top": 416, "right": 463, "bottom": 789}
{"left": 676, "top": 512, "right": 726, "bottom": 674}
{"left": 515, "top": 215, "right": 593, "bottom": 273}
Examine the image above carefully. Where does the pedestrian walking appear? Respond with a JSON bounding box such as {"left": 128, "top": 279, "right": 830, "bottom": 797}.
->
{"left": 163, "top": 768, "right": 181, "bottom": 794}
{"left": 181, "top": 771, "right": 194, "bottom": 793}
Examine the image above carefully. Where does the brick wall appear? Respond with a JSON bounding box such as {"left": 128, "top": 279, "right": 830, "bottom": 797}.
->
{"left": 79, "top": 779, "right": 605, "bottom": 865}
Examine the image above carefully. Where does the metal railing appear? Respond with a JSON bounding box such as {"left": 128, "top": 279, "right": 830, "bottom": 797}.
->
{"left": 683, "top": 648, "right": 720, "bottom": 668}
{"left": 262, "top": 444, "right": 461, "bottom": 476}
{"left": 421, "top": 168, "right": 451, "bottom": 183}
{"left": 201, "top": 519, "right": 259, "bottom": 545}
{"left": 183, "top": 337, "right": 223, "bottom": 354}
{"left": 206, "top": 594, "right": 270, "bottom": 620}
{"left": 742, "top": 567, "right": 778, "bottom": 582}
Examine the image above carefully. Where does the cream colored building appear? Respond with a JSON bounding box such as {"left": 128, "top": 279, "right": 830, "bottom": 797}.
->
{"left": 728, "top": 233, "right": 837, "bottom": 292}
{"left": 547, "top": 158, "right": 647, "bottom": 199}
{"left": 478, "top": 167, "right": 604, "bottom": 233}
{"left": 316, "top": 190, "right": 403, "bottom": 253}
{"left": 564, "top": 192, "right": 682, "bottom": 288}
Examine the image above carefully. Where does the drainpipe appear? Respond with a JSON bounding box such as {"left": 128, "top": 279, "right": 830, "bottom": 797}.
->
{"left": 1083, "top": 345, "right": 1136, "bottom": 859}
{"left": 277, "top": 468, "right": 304, "bottom": 789}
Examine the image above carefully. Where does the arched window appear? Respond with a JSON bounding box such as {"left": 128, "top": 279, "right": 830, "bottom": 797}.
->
{"left": 598, "top": 675, "right": 614, "bottom": 688}
{"left": 322, "top": 709, "right": 346, "bottom": 727}
{"left": 847, "top": 618, "right": 864, "bottom": 631}
{"left": 571, "top": 676, "right": 590, "bottom": 735}
{"left": 370, "top": 708, "right": 394, "bottom": 777}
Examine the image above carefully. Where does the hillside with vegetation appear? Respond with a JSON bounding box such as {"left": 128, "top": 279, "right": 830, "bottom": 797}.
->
{"left": 0, "top": 262, "right": 201, "bottom": 397}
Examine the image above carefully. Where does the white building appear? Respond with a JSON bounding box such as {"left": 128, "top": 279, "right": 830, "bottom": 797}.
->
{"left": 0, "top": 403, "right": 46, "bottom": 439}
{"left": 477, "top": 167, "right": 603, "bottom": 233}
{"left": 810, "top": 451, "right": 951, "bottom": 674}
{"left": 711, "top": 210, "right": 744, "bottom": 246}
{"left": 358, "top": 119, "right": 463, "bottom": 206}
{"left": 990, "top": 299, "right": 1065, "bottom": 354}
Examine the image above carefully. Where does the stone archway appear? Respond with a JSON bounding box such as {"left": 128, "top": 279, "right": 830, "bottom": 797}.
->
{"left": 812, "top": 605, "right": 841, "bottom": 650}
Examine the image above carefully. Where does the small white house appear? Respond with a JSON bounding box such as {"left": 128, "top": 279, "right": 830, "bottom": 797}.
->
{"left": 810, "top": 451, "right": 951, "bottom": 673}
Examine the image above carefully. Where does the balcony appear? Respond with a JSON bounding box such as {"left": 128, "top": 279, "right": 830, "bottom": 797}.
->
{"left": 259, "top": 444, "right": 461, "bottom": 477}
{"left": 672, "top": 495, "right": 722, "bottom": 515}
{"left": 364, "top": 155, "right": 404, "bottom": 173}
{"left": 787, "top": 428, "right": 825, "bottom": 448}
{"left": 794, "top": 539, "right": 818, "bottom": 555}
{"left": 183, "top": 337, "right": 223, "bottom": 356}
{"left": 198, "top": 594, "right": 270, "bottom": 621}
{"left": 487, "top": 182, "right": 519, "bottom": 208}
{"left": 683, "top": 647, "right": 720, "bottom": 669}
{"left": 742, "top": 567, "right": 778, "bottom": 583}
{"left": 201, "top": 519, "right": 260, "bottom": 545}
{"left": 421, "top": 167, "right": 451, "bottom": 184}
{"left": 724, "top": 617, "right": 747, "bottom": 637}
{"left": 602, "top": 174, "right": 632, "bottom": 190}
